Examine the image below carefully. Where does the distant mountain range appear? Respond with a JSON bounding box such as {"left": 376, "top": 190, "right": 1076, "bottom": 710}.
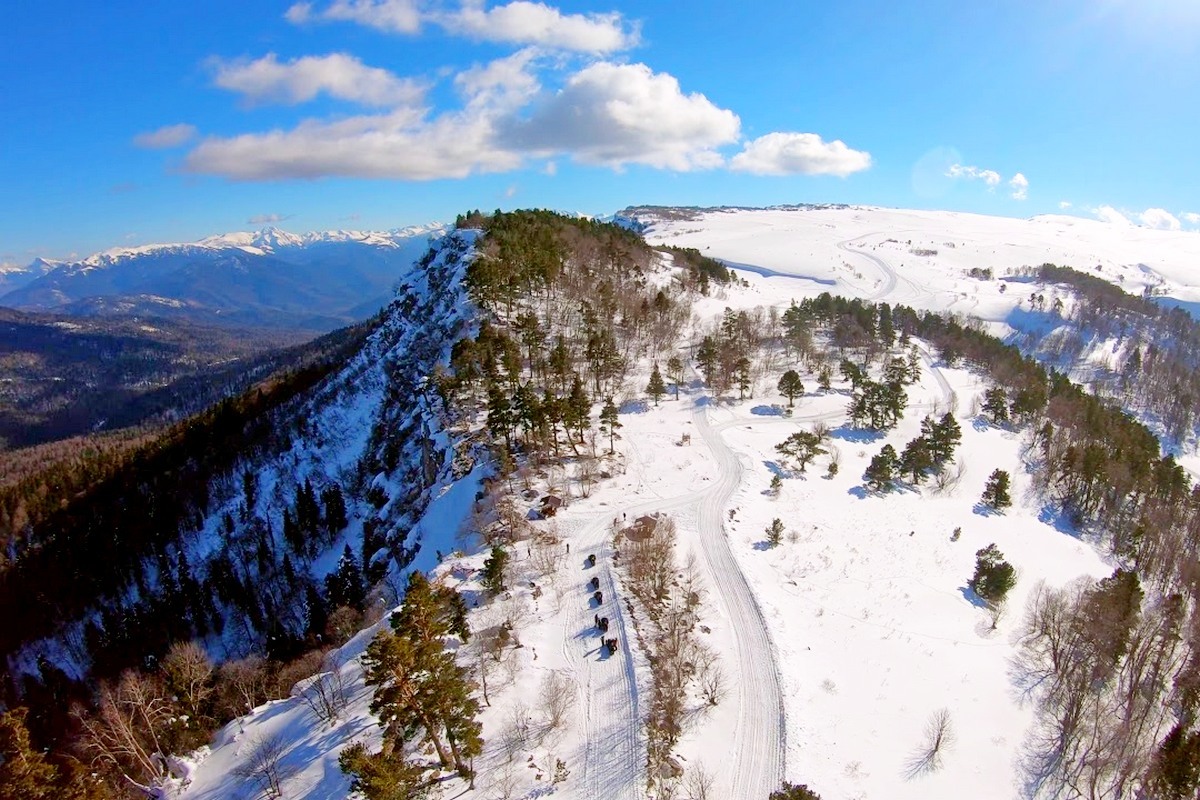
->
{"left": 0, "top": 224, "right": 446, "bottom": 332}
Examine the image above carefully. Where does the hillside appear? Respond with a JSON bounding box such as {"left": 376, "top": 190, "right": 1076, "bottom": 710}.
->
{"left": 6, "top": 207, "right": 1200, "bottom": 800}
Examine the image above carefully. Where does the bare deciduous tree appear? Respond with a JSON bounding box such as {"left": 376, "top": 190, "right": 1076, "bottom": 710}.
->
{"left": 75, "top": 671, "right": 174, "bottom": 794}
{"left": 904, "top": 708, "right": 955, "bottom": 778}
{"left": 294, "top": 655, "right": 349, "bottom": 727}
{"left": 234, "top": 733, "right": 293, "bottom": 799}
{"left": 161, "top": 640, "right": 214, "bottom": 722}
{"left": 684, "top": 765, "right": 716, "bottom": 800}
{"left": 539, "top": 670, "right": 572, "bottom": 732}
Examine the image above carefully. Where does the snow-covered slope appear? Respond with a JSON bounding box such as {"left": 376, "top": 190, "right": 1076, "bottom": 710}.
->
{"left": 175, "top": 211, "right": 1144, "bottom": 800}
{"left": 629, "top": 205, "right": 1200, "bottom": 335}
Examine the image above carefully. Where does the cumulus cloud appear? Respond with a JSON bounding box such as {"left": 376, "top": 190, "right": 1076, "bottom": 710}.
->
{"left": 288, "top": 0, "right": 636, "bottom": 53}
{"left": 212, "top": 53, "right": 425, "bottom": 107}
{"left": 1009, "top": 173, "right": 1029, "bottom": 200}
{"left": 1184, "top": 212, "right": 1200, "bottom": 226}
{"left": 185, "top": 109, "right": 520, "bottom": 180}
{"left": 455, "top": 48, "right": 542, "bottom": 112}
{"left": 133, "top": 123, "right": 198, "bottom": 149}
{"left": 247, "top": 213, "right": 291, "bottom": 224}
{"left": 1094, "top": 205, "right": 1132, "bottom": 226}
{"left": 1138, "top": 208, "right": 1181, "bottom": 230}
{"left": 730, "top": 132, "right": 871, "bottom": 177}
{"left": 286, "top": 0, "right": 421, "bottom": 33}
{"left": 444, "top": 1, "right": 637, "bottom": 53}
{"left": 1059, "top": 200, "right": 1072, "bottom": 209}
{"left": 947, "top": 163, "right": 1001, "bottom": 187}
{"left": 500, "top": 62, "right": 739, "bottom": 170}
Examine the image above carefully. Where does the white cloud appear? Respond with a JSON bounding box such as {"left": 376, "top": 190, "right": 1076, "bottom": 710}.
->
{"left": 287, "top": 0, "right": 636, "bottom": 53}
{"left": 444, "top": 1, "right": 637, "bottom": 53}
{"left": 133, "top": 123, "right": 198, "bottom": 149}
{"left": 286, "top": 0, "right": 421, "bottom": 33}
{"left": 212, "top": 53, "right": 425, "bottom": 107}
{"left": 455, "top": 48, "right": 542, "bottom": 112}
{"left": 185, "top": 109, "right": 520, "bottom": 180}
{"left": 1184, "top": 212, "right": 1200, "bottom": 226}
{"left": 1059, "top": 200, "right": 1072, "bottom": 209}
{"left": 247, "top": 213, "right": 291, "bottom": 224}
{"left": 947, "top": 163, "right": 1001, "bottom": 187}
{"left": 1138, "top": 208, "right": 1181, "bottom": 231}
{"left": 729, "top": 132, "right": 871, "bottom": 177}
{"left": 500, "top": 62, "right": 739, "bottom": 170}
{"left": 1094, "top": 205, "right": 1132, "bottom": 226}
{"left": 1009, "top": 172, "right": 1029, "bottom": 200}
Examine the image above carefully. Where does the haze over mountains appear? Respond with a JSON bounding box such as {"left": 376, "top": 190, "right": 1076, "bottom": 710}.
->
{"left": 0, "top": 224, "right": 446, "bottom": 332}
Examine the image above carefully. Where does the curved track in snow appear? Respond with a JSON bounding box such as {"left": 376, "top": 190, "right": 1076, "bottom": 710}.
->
{"left": 690, "top": 400, "right": 787, "bottom": 798}
{"left": 837, "top": 235, "right": 897, "bottom": 300}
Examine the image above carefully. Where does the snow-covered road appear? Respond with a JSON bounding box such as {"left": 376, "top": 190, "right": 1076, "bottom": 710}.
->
{"left": 690, "top": 399, "right": 786, "bottom": 797}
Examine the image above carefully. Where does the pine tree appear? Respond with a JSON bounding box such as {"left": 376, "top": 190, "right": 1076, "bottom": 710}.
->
{"left": 864, "top": 444, "right": 898, "bottom": 491}
{"left": 899, "top": 436, "right": 934, "bottom": 483}
{"left": 982, "top": 387, "right": 1010, "bottom": 425}
{"left": 325, "top": 545, "right": 365, "bottom": 611}
{"left": 777, "top": 370, "right": 805, "bottom": 407}
{"left": 817, "top": 364, "right": 832, "bottom": 392}
{"left": 775, "top": 431, "right": 826, "bottom": 473}
{"left": 599, "top": 397, "right": 622, "bottom": 453}
{"left": 646, "top": 364, "right": 666, "bottom": 406}
{"left": 481, "top": 546, "right": 509, "bottom": 596}
{"left": 969, "top": 544, "right": 1016, "bottom": 605}
{"left": 770, "top": 782, "right": 823, "bottom": 800}
{"left": 563, "top": 375, "right": 591, "bottom": 444}
{"left": 321, "top": 483, "right": 348, "bottom": 534}
{"left": 770, "top": 473, "right": 783, "bottom": 495}
{"left": 981, "top": 469, "right": 1012, "bottom": 510}
{"left": 766, "top": 518, "right": 785, "bottom": 547}
{"left": 339, "top": 742, "right": 431, "bottom": 800}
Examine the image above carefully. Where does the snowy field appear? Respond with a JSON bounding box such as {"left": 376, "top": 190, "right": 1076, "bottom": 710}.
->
{"left": 179, "top": 206, "right": 1199, "bottom": 799}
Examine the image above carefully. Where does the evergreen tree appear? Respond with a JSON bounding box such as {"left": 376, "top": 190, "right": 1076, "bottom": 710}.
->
{"left": 696, "top": 336, "right": 719, "bottom": 385}
{"left": 339, "top": 742, "right": 431, "bottom": 800}
{"left": 775, "top": 431, "right": 826, "bottom": 473}
{"left": 777, "top": 370, "right": 805, "bottom": 407}
{"left": 766, "top": 518, "right": 785, "bottom": 547}
{"left": 666, "top": 355, "right": 684, "bottom": 400}
{"left": 969, "top": 544, "right": 1016, "bottom": 605}
{"left": 817, "top": 364, "right": 832, "bottom": 392}
{"left": 563, "top": 375, "right": 591, "bottom": 444}
{"left": 864, "top": 445, "right": 899, "bottom": 491}
{"left": 321, "top": 483, "right": 348, "bottom": 534}
{"left": 926, "top": 413, "right": 962, "bottom": 465}
{"left": 646, "top": 364, "right": 667, "bottom": 407}
{"left": 487, "top": 386, "right": 515, "bottom": 449}
{"left": 325, "top": 545, "right": 365, "bottom": 611}
{"left": 899, "top": 436, "right": 934, "bottom": 483}
{"left": 982, "top": 387, "right": 1010, "bottom": 425}
{"left": 599, "top": 397, "right": 622, "bottom": 453}
{"left": 770, "top": 782, "right": 823, "bottom": 800}
{"left": 481, "top": 546, "right": 509, "bottom": 596}
{"left": 1146, "top": 722, "right": 1200, "bottom": 799}
{"left": 981, "top": 469, "right": 1012, "bottom": 510}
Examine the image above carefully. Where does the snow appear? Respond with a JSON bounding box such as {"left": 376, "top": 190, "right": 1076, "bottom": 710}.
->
{"left": 179, "top": 206, "right": 1184, "bottom": 799}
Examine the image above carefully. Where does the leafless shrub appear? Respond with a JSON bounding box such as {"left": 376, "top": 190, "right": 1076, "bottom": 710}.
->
{"left": 903, "top": 708, "right": 955, "bottom": 779}
{"left": 234, "top": 733, "right": 293, "bottom": 799}
{"left": 684, "top": 765, "right": 716, "bottom": 800}
{"left": 271, "top": 649, "right": 326, "bottom": 699}
{"left": 530, "top": 533, "right": 565, "bottom": 578}
{"left": 931, "top": 458, "right": 966, "bottom": 495}
{"left": 325, "top": 604, "right": 364, "bottom": 646}
{"left": 294, "top": 655, "right": 349, "bottom": 727}
{"left": 698, "top": 658, "right": 726, "bottom": 707}
{"left": 539, "top": 670, "right": 573, "bottom": 732}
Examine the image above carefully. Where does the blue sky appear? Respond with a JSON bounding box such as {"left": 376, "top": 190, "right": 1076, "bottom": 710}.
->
{"left": 2, "top": 0, "right": 1198, "bottom": 261}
